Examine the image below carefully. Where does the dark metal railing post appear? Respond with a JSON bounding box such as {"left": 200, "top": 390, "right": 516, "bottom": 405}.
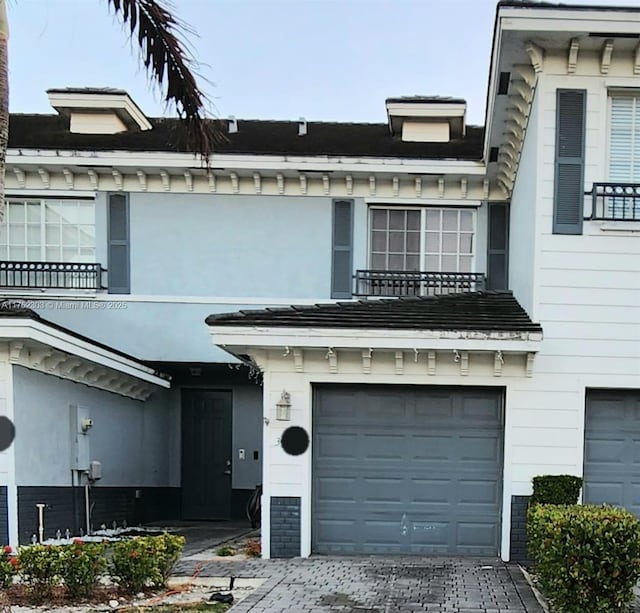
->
{"left": 353, "top": 270, "right": 486, "bottom": 298}
{"left": 0, "top": 261, "right": 103, "bottom": 290}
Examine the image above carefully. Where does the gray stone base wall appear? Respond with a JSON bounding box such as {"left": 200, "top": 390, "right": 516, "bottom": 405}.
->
{"left": 510, "top": 495, "right": 530, "bottom": 562}
{"left": 17, "top": 486, "right": 181, "bottom": 544}
{"left": 270, "top": 496, "right": 300, "bottom": 558}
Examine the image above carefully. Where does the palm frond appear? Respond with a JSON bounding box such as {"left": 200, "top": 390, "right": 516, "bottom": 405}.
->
{"left": 106, "top": 0, "right": 222, "bottom": 162}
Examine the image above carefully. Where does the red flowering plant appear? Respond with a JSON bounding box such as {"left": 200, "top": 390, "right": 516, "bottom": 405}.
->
{"left": 59, "top": 540, "right": 107, "bottom": 598}
{"left": 0, "top": 545, "right": 16, "bottom": 589}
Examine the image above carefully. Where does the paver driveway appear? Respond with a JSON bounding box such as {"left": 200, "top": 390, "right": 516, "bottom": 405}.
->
{"left": 174, "top": 556, "right": 543, "bottom": 612}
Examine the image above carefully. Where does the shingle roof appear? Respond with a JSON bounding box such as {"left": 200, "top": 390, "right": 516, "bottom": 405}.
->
{"left": 498, "top": 0, "right": 640, "bottom": 12}
{"left": 206, "top": 291, "right": 542, "bottom": 333}
{"left": 8, "top": 114, "right": 484, "bottom": 160}
{"left": 386, "top": 96, "right": 466, "bottom": 104}
{"left": 46, "top": 87, "right": 129, "bottom": 96}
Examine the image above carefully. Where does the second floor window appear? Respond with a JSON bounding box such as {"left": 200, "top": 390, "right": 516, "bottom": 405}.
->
{"left": 0, "top": 199, "right": 96, "bottom": 262}
{"left": 369, "top": 207, "right": 475, "bottom": 272}
{"left": 608, "top": 94, "right": 640, "bottom": 220}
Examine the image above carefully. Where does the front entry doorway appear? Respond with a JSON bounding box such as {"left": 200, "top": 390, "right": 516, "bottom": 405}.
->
{"left": 182, "top": 390, "right": 233, "bottom": 519}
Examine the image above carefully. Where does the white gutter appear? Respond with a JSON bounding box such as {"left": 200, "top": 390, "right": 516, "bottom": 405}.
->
{"left": 0, "top": 318, "right": 169, "bottom": 387}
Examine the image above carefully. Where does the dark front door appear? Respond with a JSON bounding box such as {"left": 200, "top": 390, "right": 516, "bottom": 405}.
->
{"left": 182, "top": 390, "right": 233, "bottom": 519}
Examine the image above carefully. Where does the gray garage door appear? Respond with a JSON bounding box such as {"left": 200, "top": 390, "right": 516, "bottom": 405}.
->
{"left": 312, "top": 385, "right": 504, "bottom": 555}
{"left": 584, "top": 390, "right": 640, "bottom": 515}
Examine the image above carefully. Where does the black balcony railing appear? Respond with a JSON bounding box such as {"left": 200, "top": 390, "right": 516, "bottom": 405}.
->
{"left": 587, "top": 183, "right": 640, "bottom": 221}
{"left": 0, "top": 261, "right": 105, "bottom": 290}
{"left": 354, "top": 270, "right": 486, "bottom": 298}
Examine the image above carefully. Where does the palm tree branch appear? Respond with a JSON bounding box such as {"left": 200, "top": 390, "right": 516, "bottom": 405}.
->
{"left": 105, "top": 0, "right": 222, "bottom": 161}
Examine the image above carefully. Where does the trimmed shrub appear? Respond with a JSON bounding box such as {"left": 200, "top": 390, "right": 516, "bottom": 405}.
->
{"left": 110, "top": 537, "right": 157, "bottom": 593}
{"left": 527, "top": 504, "right": 640, "bottom": 612}
{"left": 59, "top": 539, "right": 107, "bottom": 598}
{"left": 146, "top": 533, "right": 185, "bottom": 587}
{"left": 0, "top": 546, "right": 17, "bottom": 589}
{"left": 530, "top": 474, "right": 583, "bottom": 506}
{"left": 17, "top": 544, "right": 62, "bottom": 599}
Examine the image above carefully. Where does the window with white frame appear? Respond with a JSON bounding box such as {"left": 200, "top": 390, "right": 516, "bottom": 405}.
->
{"left": 369, "top": 207, "right": 475, "bottom": 272}
{"left": 0, "top": 199, "right": 96, "bottom": 262}
{"left": 608, "top": 94, "right": 640, "bottom": 219}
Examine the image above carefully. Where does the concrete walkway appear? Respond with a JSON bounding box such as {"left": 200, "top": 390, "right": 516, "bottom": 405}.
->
{"left": 155, "top": 520, "right": 255, "bottom": 557}
{"left": 174, "top": 556, "right": 544, "bottom": 612}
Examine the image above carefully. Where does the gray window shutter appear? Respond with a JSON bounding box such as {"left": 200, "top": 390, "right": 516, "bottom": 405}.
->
{"left": 486, "top": 202, "right": 509, "bottom": 290}
{"left": 107, "top": 193, "right": 130, "bottom": 294}
{"left": 331, "top": 199, "right": 353, "bottom": 299}
{"left": 553, "top": 89, "right": 586, "bottom": 234}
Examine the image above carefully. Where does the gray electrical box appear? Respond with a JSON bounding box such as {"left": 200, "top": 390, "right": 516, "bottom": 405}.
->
{"left": 88, "top": 460, "right": 102, "bottom": 481}
{"left": 69, "top": 405, "right": 91, "bottom": 470}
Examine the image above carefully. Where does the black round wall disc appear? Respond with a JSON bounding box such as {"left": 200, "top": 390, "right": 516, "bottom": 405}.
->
{"left": 0, "top": 417, "right": 15, "bottom": 452}
{"left": 281, "top": 426, "right": 309, "bottom": 456}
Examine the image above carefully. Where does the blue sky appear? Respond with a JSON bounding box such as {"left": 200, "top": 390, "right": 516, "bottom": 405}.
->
{"left": 9, "top": 0, "right": 640, "bottom": 125}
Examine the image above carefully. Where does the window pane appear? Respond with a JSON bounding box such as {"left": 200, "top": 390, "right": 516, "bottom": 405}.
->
{"left": 371, "top": 231, "right": 386, "bottom": 251}
{"left": 388, "top": 254, "right": 405, "bottom": 270}
{"left": 442, "top": 255, "right": 457, "bottom": 271}
{"left": 406, "top": 255, "right": 420, "bottom": 271}
{"left": 27, "top": 247, "right": 40, "bottom": 261}
{"left": 8, "top": 204, "right": 24, "bottom": 223}
{"left": 406, "top": 232, "right": 420, "bottom": 253}
{"left": 8, "top": 224, "right": 25, "bottom": 246}
{"left": 425, "top": 255, "right": 440, "bottom": 270}
{"left": 425, "top": 209, "right": 441, "bottom": 229}
{"left": 46, "top": 247, "right": 61, "bottom": 260}
{"left": 389, "top": 231, "right": 405, "bottom": 252}
{"left": 26, "top": 202, "right": 41, "bottom": 223}
{"left": 388, "top": 209, "right": 405, "bottom": 230}
{"left": 77, "top": 202, "right": 95, "bottom": 225}
{"left": 26, "top": 224, "right": 40, "bottom": 244}
{"left": 460, "top": 210, "right": 473, "bottom": 231}
{"left": 425, "top": 232, "right": 440, "bottom": 252}
{"left": 10, "top": 247, "right": 26, "bottom": 260}
{"left": 371, "top": 209, "right": 387, "bottom": 230}
{"left": 406, "top": 210, "right": 420, "bottom": 230}
{"left": 460, "top": 233, "right": 473, "bottom": 254}
{"left": 46, "top": 224, "right": 60, "bottom": 244}
{"left": 371, "top": 253, "right": 386, "bottom": 269}
{"left": 459, "top": 256, "right": 472, "bottom": 272}
{"left": 442, "top": 232, "right": 458, "bottom": 253}
{"left": 443, "top": 210, "right": 458, "bottom": 230}
{"left": 79, "top": 226, "right": 95, "bottom": 247}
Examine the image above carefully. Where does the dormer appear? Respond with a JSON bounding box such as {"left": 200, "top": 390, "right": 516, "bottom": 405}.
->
{"left": 386, "top": 96, "right": 467, "bottom": 143}
{"left": 47, "top": 87, "right": 152, "bottom": 134}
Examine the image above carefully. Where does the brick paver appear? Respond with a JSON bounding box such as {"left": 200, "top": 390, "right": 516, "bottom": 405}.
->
{"left": 174, "top": 556, "right": 544, "bottom": 612}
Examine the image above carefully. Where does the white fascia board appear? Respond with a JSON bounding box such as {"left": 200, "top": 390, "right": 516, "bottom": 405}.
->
{"left": 0, "top": 319, "right": 169, "bottom": 387}
{"left": 386, "top": 103, "right": 466, "bottom": 118}
{"left": 499, "top": 8, "right": 640, "bottom": 33}
{"left": 209, "top": 326, "right": 542, "bottom": 353}
{"left": 7, "top": 150, "right": 486, "bottom": 176}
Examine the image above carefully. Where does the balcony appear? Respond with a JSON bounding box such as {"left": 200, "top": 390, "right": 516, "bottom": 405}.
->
{"left": 0, "top": 261, "right": 105, "bottom": 290}
{"left": 587, "top": 183, "right": 640, "bottom": 221}
{"left": 354, "top": 270, "right": 486, "bottom": 298}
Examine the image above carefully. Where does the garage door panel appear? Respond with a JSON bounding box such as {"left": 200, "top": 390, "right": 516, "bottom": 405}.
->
{"left": 584, "top": 391, "right": 640, "bottom": 517}
{"left": 313, "top": 385, "right": 503, "bottom": 555}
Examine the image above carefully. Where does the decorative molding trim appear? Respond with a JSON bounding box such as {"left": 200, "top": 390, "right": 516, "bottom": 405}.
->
{"left": 184, "top": 170, "right": 193, "bottom": 192}
{"left": 394, "top": 351, "right": 404, "bottom": 375}
{"left": 253, "top": 172, "right": 262, "bottom": 194}
{"left": 160, "top": 170, "right": 171, "bottom": 192}
{"left": 494, "top": 350, "right": 504, "bottom": 377}
{"left": 12, "top": 168, "right": 25, "bottom": 189}
{"left": 427, "top": 350, "right": 436, "bottom": 375}
{"left": 635, "top": 42, "right": 640, "bottom": 75}
{"left": 346, "top": 175, "right": 353, "bottom": 196}
{"left": 460, "top": 178, "right": 468, "bottom": 199}
{"left": 600, "top": 39, "right": 614, "bottom": 74}
{"left": 207, "top": 170, "right": 216, "bottom": 192}
{"left": 37, "top": 167, "right": 50, "bottom": 189}
{"left": 276, "top": 173, "right": 285, "bottom": 195}
{"left": 438, "top": 177, "right": 445, "bottom": 198}
{"left": 525, "top": 352, "right": 535, "bottom": 378}
{"left": 136, "top": 169, "right": 147, "bottom": 191}
{"left": 362, "top": 348, "right": 372, "bottom": 374}
{"left": 415, "top": 177, "right": 422, "bottom": 198}
{"left": 299, "top": 174, "right": 307, "bottom": 195}
{"left": 525, "top": 41, "right": 544, "bottom": 73}
{"left": 230, "top": 172, "right": 239, "bottom": 194}
{"left": 567, "top": 38, "right": 579, "bottom": 74}
{"left": 62, "top": 168, "right": 74, "bottom": 190}
{"left": 460, "top": 350, "right": 469, "bottom": 376}
{"left": 326, "top": 347, "right": 337, "bottom": 373}
{"left": 322, "top": 174, "right": 330, "bottom": 196}
{"left": 112, "top": 169, "right": 124, "bottom": 191}
{"left": 87, "top": 169, "right": 99, "bottom": 190}
{"left": 392, "top": 176, "right": 399, "bottom": 197}
{"left": 293, "top": 348, "right": 304, "bottom": 373}
{"left": 369, "top": 175, "right": 376, "bottom": 196}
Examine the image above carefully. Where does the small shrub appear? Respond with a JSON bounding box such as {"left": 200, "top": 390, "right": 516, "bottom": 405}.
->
{"left": 216, "top": 545, "right": 236, "bottom": 557}
{"left": 147, "top": 533, "right": 185, "bottom": 587}
{"left": 244, "top": 539, "right": 261, "bottom": 558}
{"left": 0, "top": 546, "right": 17, "bottom": 589}
{"left": 527, "top": 504, "right": 640, "bottom": 612}
{"left": 530, "top": 474, "right": 583, "bottom": 506}
{"left": 59, "top": 539, "right": 107, "bottom": 598}
{"left": 17, "top": 544, "right": 62, "bottom": 599}
{"left": 110, "top": 537, "right": 157, "bottom": 593}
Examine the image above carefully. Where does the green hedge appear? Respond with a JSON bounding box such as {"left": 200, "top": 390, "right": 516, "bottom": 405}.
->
{"left": 530, "top": 474, "right": 583, "bottom": 506}
{"left": 528, "top": 504, "right": 640, "bottom": 612}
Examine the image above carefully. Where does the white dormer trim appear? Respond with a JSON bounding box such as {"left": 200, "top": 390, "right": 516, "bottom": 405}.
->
{"left": 48, "top": 90, "right": 152, "bottom": 132}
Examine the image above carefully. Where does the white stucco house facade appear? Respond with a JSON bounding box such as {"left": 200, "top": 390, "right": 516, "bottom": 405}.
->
{"left": 0, "top": 1, "right": 637, "bottom": 560}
